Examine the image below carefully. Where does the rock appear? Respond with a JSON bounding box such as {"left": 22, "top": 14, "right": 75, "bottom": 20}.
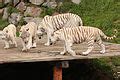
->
{"left": 31, "top": 17, "right": 43, "bottom": 26}
{"left": 2, "top": 8, "right": 8, "bottom": 20}
{"left": 24, "top": 7, "right": 42, "bottom": 17}
{"left": 23, "top": 17, "right": 33, "bottom": 23}
{"left": 29, "top": 0, "right": 44, "bottom": 5}
{"left": 0, "top": 8, "right": 3, "bottom": 14}
{"left": 16, "top": 2, "right": 26, "bottom": 12}
{"left": 24, "top": 17, "right": 43, "bottom": 26}
{"left": 4, "top": 0, "right": 11, "bottom": 4}
{"left": 8, "top": 13, "right": 22, "bottom": 25}
{"left": 72, "top": 0, "right": 81, "bottom": 4}
{"left": 13, "top": 0, "right": 19, "bottom": 6}
{"left": 42, "top": 1, "right": 57, "bottom": 9}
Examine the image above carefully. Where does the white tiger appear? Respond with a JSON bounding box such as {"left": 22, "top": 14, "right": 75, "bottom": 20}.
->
{"left": 19, "top": 22, "right": 37, "bottom": 51}
{"left": 51, "top": 26, "right": 117, "bottom": 56}
{"left": 1, "top": 24, "right": 17, "bottom": 49}
{"left": 37, "top": 13, "right": 83, "bottom": 46}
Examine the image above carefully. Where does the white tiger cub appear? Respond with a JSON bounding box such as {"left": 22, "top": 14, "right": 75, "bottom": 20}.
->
{"left": 37, "top": 13, "right": 83, "bottom": 46}
{"left": 19, "top": 22, "right": 37, "bottom": 51}
{"left": 51, "top": 26, "right": 117, "bottom": 56}
{"left": 1, "top": 24, "right": 17, "bottom": 49}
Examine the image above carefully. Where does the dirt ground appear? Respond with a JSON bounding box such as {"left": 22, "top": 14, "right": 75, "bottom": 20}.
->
{"left": 0, "top": 35, "right": 120, "bottom": 63}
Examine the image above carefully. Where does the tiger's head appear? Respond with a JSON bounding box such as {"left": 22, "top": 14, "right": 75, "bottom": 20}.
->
{"left": 19, "top": 25, "right": 30, "bottom": 44}
{"left": 36, "top": 23, "right": 46, "bottom": 39}
{"left": 51, "top": 31, "right": 61, "bottom": 44}
{"left": 1, "top": 28, "right": 11, "bottom": 40}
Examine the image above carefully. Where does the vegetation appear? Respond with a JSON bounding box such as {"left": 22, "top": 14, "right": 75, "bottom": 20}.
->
{"left": 0, "top": 19, "right": 9, "bottom": 30}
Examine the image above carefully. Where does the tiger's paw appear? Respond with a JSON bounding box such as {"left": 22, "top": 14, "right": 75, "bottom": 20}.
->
{"left": 81, "top": 52, "right": 89, "bottom": 56}
{"left": 70, "top": 52, "right": 76, "bottom": 56}
{"left": 32, "top": 43, "right": 36, "bottom": 48}
{"left": 22, "top": 48, "right": 28, "bottom": 52}
{"left": 100, "top": 50, "right": 105, "bottom": 54}
{"left": 44, "top": 43, "right": 50, "bottom": 46}
{"left": 60, "top": 52, "right": 65, "bottom": 55}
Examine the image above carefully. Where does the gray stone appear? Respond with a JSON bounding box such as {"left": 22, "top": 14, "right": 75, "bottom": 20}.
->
{"left": 16, "top": 2, "right": 26, "bottom": 12}
{"left": 29, "top": 0, "right": 44, "bottom": 5}
{"left": 2, "top": 8, "right": 8, "bottom": 20}
{"left": 42, "top": 2, "right": 57, "bottom": 9}
{"left": 23, "top": 17, "right": 33, "bottom": 23}
{"left": 4, "top": 0, "right": 11, "bottom": 4}
{"left": 24, "top": 17, "right": 43, "bottom": 26}
{"left": 72, "top": 0, "right": 81, "bottom": 4}
{"left": 8, "top": 13, "right": 22, "bottom": 25}
{"left": 24, "top": 7, "right": 42, "bottom": 17}
{"left": 0, "top": 8, "right": 3, "bottom": 14}
{"left": 13, "top": 0, "right": 19, "bottom": 6}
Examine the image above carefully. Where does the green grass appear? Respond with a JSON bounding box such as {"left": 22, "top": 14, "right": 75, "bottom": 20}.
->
{"left": 58, "top": 0, "right": 120, "bottom": 43}
{"left": 0, "top": 19, "right": 9, "bottom": 30}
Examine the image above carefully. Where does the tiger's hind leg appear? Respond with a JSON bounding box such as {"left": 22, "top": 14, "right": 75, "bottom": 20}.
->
{"left": 82, "top": 40, "right": 94, "bottom": 56}
{"left": 96, "top": 38, "right": 105, "bottom": 54}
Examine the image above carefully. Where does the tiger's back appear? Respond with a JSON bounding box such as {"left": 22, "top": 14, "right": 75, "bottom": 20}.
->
{"left": 42, "top": 13, "right": 83, "bottom": 31}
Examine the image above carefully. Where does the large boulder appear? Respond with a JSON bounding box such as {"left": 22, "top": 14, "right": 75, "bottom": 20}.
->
{"left": 72, "top": 0, "right": 81, "bottom": 4}
{"left": 29, "top": 0, "right": 44, "bottom": 5}
{"left": 2, "top": 8, "right": 8, "bottom": 20}
{"left": 16, "top": 2, "right": 26, "bottom": 12}
{"left": 24, "top": 7, "right": 42, "bottom": 17}
{"left": 8, "top": 13, "right": 22, "bottom": 25}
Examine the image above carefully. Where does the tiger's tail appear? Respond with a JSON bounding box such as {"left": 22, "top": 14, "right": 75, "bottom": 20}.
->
{"left": 99, "top": 29, "right": 117, "bottom": 40}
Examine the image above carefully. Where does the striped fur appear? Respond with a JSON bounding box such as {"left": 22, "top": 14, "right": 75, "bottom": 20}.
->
{"left": 37, "top": 13, "right": 83, "bottom": 46}
{"left": 51, "top": 26, "right": 116, "bottom": 56}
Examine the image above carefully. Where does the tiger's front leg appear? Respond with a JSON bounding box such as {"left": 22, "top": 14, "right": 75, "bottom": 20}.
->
{"left": 21, "top": 40, "right": 27, "bottom": 51}
{"left": 4, "top": 40, "right": 10, "bottom": 49}
{"left": 66, "top": 41, "right": 76, "bottom": 56}
{"left": 26, "top": 36, "right": 32, "bottom": 49}
{"left": 82, "top": 40, "right": 94, "bottom": 56}
{"left": 60, "top": 42, "right": 67, "bottom": 55}
{"left": 32, "top": 36, "right": 37, "bottom": 48}
{"left": 44, "top": 32, "right": 52, "bottom": 46}
{"left": 11, "top": 36, "right": 17, "bottom": 48}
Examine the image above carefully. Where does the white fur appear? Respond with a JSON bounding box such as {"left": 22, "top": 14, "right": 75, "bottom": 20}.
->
{"left": 19, "top": 22, "right": 37, "bottom": 51}
{"left": 37, "top": 13, "right": 83, "bottom": 46}
{"left": 2, "top": 24, "right": 17, "bottom": 49}
{"left": 50, "top": 26, "right": 111, "bottom": 56}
